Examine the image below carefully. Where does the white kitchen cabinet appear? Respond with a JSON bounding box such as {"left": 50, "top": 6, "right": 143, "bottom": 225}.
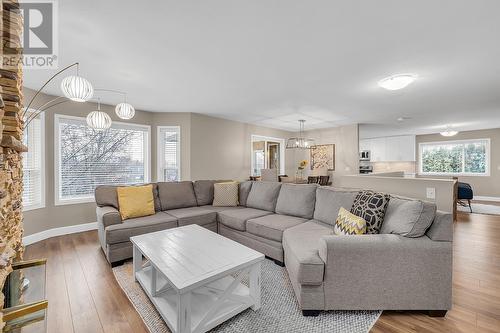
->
{"left": 370, "top": 137, "right": 387, "bottom": 162}
{"left": 360, "top": 135, "right": 416, "bottom": 162}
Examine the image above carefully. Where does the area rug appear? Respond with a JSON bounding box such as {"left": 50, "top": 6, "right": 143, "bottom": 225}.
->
{"left": 457, "top": 203, "right": 500, "bottom": 215}
{"left": 113, "top": 259, "right": 381, "bottom": 333}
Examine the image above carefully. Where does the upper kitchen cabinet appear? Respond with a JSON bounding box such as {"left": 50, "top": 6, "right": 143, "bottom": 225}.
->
{"left": 360, "top": 135, "right": 416, "bottom": 162}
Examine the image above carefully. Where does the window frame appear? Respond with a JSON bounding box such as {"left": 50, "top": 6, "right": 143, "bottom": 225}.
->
{"left": 23, "top": 111, "right": 46, "bottom": 212}
{"left": 157, "top": 126, "right": 181, "bottom": 182}
{"left": 54, "top": 114, "right": 151, "bottom": 206}
{"left": 418, "top": 138, "right": 491, "bottom": 177}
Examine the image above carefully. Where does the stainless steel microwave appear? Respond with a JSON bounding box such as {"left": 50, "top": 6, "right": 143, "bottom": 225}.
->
{"left": 359, "top": 150, "right": 371, "bottom": 161}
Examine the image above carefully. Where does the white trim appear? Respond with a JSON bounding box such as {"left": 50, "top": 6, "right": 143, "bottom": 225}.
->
{"left": 157, "top": 126, "right": 181, "bottom": 182}
{"left": 474, "top": 196, "right": 500, "bottom": 203}
{"left": 250, "top": 135, "right": 286, "bottom": 176}
{"left": 22, "top": 222, "right": 98, "bottom": 246}
{"left": 418, "top": 138, "right": 491, "bottom": 176}
{"left": 54, "top": 114, "right": 151, "bottom": 205}
{"left": 23, "top": 111, "right": 46, "bottom": 212}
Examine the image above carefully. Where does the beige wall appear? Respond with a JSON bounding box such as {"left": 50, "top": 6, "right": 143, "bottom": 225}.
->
{"left": 339, "top": 175, "right": 456, "bottom": 212}
{"left": 292, "top": 124, "right": 359, "bottom": 185}
{"left": 189, "top": 113, "right": 295, "bottom": 180}
{"left": 416, "top": 128, "right": 500, "bottom": 198}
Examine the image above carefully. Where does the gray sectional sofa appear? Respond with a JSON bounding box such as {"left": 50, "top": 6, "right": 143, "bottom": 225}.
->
{"left": 95, "top": 180, "right": 453, "bottom": 316}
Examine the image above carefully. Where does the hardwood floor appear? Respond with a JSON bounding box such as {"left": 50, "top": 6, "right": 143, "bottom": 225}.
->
{"left": 372, "top": 212, "right": 500, "bottom": 333}
{"left": 25, "top": 211, "right": 500, "bottom": 333}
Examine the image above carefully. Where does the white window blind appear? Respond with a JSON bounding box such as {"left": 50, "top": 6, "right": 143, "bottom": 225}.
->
{"left": 23, "top": 112, "right": 44, "bottom": 210}
{"left": 158, "top": 126, "right": 180, "bottom": 181}
{"left": 55, "top": 115, "right": 150, "bottom": 204}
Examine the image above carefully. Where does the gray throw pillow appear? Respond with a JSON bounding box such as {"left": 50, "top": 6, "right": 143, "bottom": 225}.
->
{"left": 350, "top": 190, "right": 390, "bottom": 234}
{"left": 380, "top": 196, "right": 436, "bottom": 237}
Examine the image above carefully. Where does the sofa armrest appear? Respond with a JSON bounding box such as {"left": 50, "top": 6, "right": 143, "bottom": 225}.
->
{"left": 319, "top": 234, "right": 451, "bottom": 264}
{"left": 318, "top": 234, "right": 452, "bottom": 310}
{"left": 97, "top": 206, "right": 122, "bottom": 229}
{"left": 426, "top": 210, "right": 453, "bottom": 242}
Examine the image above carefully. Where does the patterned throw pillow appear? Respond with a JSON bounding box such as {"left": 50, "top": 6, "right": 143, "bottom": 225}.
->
{"left": 213, "top": 182, "right": 239, "bottom": 206}
{"left": 334, "top": 207, "right": 367, "bottom": 235}
{"left": 350, "top": 190, "right": 390, "bottom": 234}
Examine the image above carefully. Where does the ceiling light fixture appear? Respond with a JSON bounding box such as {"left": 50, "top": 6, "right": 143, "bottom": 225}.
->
{"left": 440, "top": 126, "right": 458, "bottom": 137}
{"left": 378, "top": 74, "right": 417, "bottom": 91}
{"left": 115, "top": 102, "right": 135, "bottom": 120}
{"left": 86, "top": 99, "right": 112, "bottom": 130}
{"left": 94, "top": 89, "right": 136, "bottom": 120}
{"left": 286, "top": 120, "right": 316, "bottom": 149}
{"left": 60, "top": 64, "right": 94, "bottom": 102}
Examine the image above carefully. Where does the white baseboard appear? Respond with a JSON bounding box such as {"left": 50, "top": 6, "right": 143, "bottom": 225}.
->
{"left": 474, "top": 196, "right": 500, "bottom": 203}
{"left": 23, "top": 222, "right": 98, "bottom": 246}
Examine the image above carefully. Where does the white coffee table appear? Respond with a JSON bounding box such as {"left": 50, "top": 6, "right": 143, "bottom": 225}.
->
{"left": 130, "top": 224, "right": 264, "bottom": 333}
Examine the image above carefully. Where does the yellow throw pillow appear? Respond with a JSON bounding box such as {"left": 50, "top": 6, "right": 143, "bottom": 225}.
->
{"left": 334, "top": 207, "right": 367, "bottom": 235}
{"left": 117, "top": 184, "right": 155, "bottom": 220}
{"left": 213, "top": 181, "right": 239, "bottom": 207}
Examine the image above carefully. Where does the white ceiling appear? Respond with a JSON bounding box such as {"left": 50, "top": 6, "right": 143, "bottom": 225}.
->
{"left": 24, "top": 0, "right": 500, "bottom": 134}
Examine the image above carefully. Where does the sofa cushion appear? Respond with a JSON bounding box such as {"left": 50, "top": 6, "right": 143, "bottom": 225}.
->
{"left": 158, "top": 181, "right": 198, "bottom": 210}
{"left": 246, "top": 181, "right": 282, "bottom": 212}
{"left": 247, "top": 214, "right": 307, "bottom": 242}
{"left": 313, "top": 187, "right": 357, "bottom": 225}
{"left": 218, "top": 208, "right": 272, "bottom": 231}
{"left": 200, "top": 205, "right": 245, "bottom": 212}
{"left": 380, "top": 196, "right": 436, "bottom": 237}
{"left": 95, "top": 184, "right": 162, "bottom": 212}
{"left": 283, "top": 220, "right": 333, "bottom": 285}
{"left": 105, "top": 212, "right": 177, "bottom": 244}
{"left": 193, "top": 180, "right": 232, "bottom": 206}
{"left": 275, "top": 184, "right": 317, "bottom": 219}
{"left": 165, "top": 207, "right": 217, "bottom": 227}
{"left": 351, "top": 190, "right": 390, "bottom": 234}
{"left": 238, "top": 181, "right": 253, "bottom": 207}
{"left": 193, "top": 180, "right": 216, "bottom": 206}
{"left": 213, "top": 182, "right": 239, "bottom": 206}
{"left": 95, "top": 185, "right": 119, "bottom": 209}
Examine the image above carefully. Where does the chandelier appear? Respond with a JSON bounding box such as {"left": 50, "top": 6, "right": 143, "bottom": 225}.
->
{"left": 286, "top": 120, "right": 316, "bottom": 149}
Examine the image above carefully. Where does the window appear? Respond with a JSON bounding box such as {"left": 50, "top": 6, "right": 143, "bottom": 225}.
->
{"left": 23, "top": 112, "right": 45, "bottom": 211}
{"left": 157, "top": 126, "right": 181, "bottom": 181}
{"left": 250, "top": 135, "right": 285, "bottom": 176}
{"left": 55, "top": 114, "right": 150, "bottom": 205}
{"left": 419, "top": 139, "right": 490, "bottom": 176}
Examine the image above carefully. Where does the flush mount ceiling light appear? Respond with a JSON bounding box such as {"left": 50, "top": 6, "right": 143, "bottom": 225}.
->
{"left": 286, "top": 120, "right": 316, "bottom": 149}
{"left": 378, "top": 74, "right": 417, "bottom": 91}
{"left": 440, "top": 126, "right": 459, "bottom": 137}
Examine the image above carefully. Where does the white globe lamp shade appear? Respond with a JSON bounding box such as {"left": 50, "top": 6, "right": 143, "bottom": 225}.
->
{"left": 115, "top": 102, "right": 135, "bottom": 120}
{"left": 61, "top": 75, "right": 94, "bottom": 102}
{"left": 86, "top": 111, "right": 112, "bottom": 130}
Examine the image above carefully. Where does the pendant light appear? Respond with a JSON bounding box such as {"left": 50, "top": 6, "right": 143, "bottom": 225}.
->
{"left": 60, "top": 64, "right": 94, "bottom": 102}
{"left": 115, "top": 98, "right": 135, "bottom": 120}
{"left": 286, "top": 120, "right": 316, "bottom": 149}
{"left": 87, "top": 99, "right": 112, "bottom": 130}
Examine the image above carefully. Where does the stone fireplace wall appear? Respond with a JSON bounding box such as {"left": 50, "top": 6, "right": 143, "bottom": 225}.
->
{"left": 0, "top": 0, "right": 25, "bottom": 326}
